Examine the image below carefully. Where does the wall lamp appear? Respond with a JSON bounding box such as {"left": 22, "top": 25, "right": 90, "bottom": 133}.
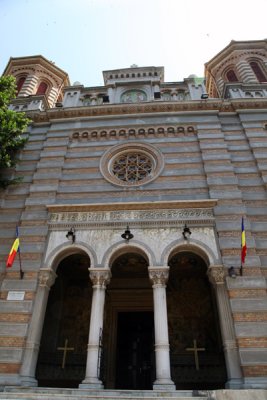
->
{"left": 228, "top": 266, "right": 237, "bottom": 278}
{"left": 121, "top": 225, "right": 134, "bottom": 242}
{"left": 182, "top": 224, "right": 192, "bottom": 240}
{"left": 201, "top": 93, "right": 209, "bottom": 99}
{"left": 66, "top": 227, "right": 75, "bottom": 243}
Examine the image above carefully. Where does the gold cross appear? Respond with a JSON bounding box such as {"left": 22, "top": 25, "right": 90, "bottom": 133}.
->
{"left": 57, "top": 338, "right": 74, "bottom": 369}
{"left": 186, "top": 339, "right": 205, "bottom": 370}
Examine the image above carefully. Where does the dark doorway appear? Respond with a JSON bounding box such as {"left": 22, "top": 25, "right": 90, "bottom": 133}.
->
{"left": 167, "top": 251, "right": 227, "bottom": 390}
{"left": 36, "top": 253, "right": 91, "bottom": 388}
{"left": 115, "top": 312, "right": 154, "bottom": 390}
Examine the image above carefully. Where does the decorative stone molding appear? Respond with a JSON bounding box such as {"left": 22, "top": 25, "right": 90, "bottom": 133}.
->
{"left": 27, "top": 98, "right": 267, "bottom": 123}
{"left": 71, "top": 125, "right": 196, "bottom": 142}
{"left": 207, "top": 265, "right": 226, "bottom": 285}
{"left": 148, "top": 266, "right": 169, "bottom": 287}
{"left": 38, "top": 268, "right": 57, "bottom": 288}
{"left": 89, "top": 268, "right": 111, "bottom": 288}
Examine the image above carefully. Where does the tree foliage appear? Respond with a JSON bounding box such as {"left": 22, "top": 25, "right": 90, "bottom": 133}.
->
{"left": 0, "top": 75, "right": 30, "bottom": 188}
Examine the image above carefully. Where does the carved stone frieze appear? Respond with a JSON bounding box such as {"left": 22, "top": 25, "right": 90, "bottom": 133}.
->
{"left": 207, "top": 265, "right": 226, "bottom": 285}
{"left": 49, "top": 208, "right": 214, "bottom": 229}
{"left": 89, "top": 268, "right": 111, "bottom": 288}
{"left": 148, "top": 266, "right": 169, "bottom": 287}
{"left": 38, "top": 268, "right": 57, "bottom": 288}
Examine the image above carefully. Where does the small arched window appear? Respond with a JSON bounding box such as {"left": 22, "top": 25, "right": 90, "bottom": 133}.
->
{"left": 250, "top": 61, "right": 267, "bottom": 82}
{"left": 226, "top": 69, "right": 238, "bottom": 82}
{"left": 36, "top": 81, "right": 48, "bottom": 95}
{"left": 16, "top": 76, "right": 26, "bottom": 94}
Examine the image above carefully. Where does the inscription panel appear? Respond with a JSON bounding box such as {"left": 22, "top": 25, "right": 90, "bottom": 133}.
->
{"left": 49, "top": 208, "right": 214, "bottom": 228}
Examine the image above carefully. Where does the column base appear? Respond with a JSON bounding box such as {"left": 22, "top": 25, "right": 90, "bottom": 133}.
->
{"left": 225, "top": 378, "right": 243, "bottom": 389}
{"left": 20, "top": 376, "right": 38, "bottom": 387}
{"left": 79, "top": 378, "right": 104, "bottom": 389}
{"left": 153, "top": 379, "right": 176, "bottom": 391}
{"left": 242, "top": 377, "right": 267, "bottom": 389}
{"left": 0, "top": 374, "right": 23, "bottom": 388}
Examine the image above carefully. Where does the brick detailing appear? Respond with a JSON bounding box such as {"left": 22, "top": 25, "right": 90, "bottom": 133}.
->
{"left": 243, "top": 365, "right": 267, "bottom": 377}
{"left": 0, "top": 314, "right": 30, "bottom": 323}
{"left": 234, "top": 312, "right": 267, "bottom": 322}
{"left": 229, "top": 289, "right": 267, "bottom": 298}
{"left": 0, "top": 364, "right": 20, "bottom": 373}
{"left": 0, "top": 337, "right": 26, "bottom": 347}
{"left": 238, "top": 337, "right": 267, "bottom": 347}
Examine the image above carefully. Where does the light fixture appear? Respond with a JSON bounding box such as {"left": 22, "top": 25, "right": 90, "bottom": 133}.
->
{"left": 182, "top": 224, "right": 191, "bottom": 240}
{"left": 121, "top": 225, "right": 134, "bottom": 242}
{"left": 228, "top": 266, "right": 237, "bottom": 278}
{"left": 66, "top": 227, "right": 75, "bottom": 243}
{"left": 201, "top": 93, "right": 209, "bottom": 99}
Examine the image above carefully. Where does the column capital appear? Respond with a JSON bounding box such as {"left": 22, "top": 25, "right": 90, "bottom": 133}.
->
{"left": 148, "top": 266, "right": 169, "bottom": 287}
{"left": 38, "top": 268, "right": 57, "bottom": 288}
{"left": 89, "top": 268, "right": 111, "bottom": 288}
{"left": 207, "top": 264, "right": 226, "bottom": 285}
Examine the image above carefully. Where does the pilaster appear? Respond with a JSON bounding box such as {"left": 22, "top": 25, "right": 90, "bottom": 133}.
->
{"left": 208, "top": 265, "right": 243, "bottom": 389}
{"left": 20, "top": 268, "right": 57, "bottom": 386}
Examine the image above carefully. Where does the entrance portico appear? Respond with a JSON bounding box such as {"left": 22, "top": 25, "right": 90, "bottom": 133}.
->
{"left": 18, "top": 200, "right": 242, "bottom": 390}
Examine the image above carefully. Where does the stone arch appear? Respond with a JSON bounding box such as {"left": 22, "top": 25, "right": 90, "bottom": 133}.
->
{"left": 101, "top": 240, "right": 155, "bottom": 269}
{"left": 161, "top": 237, "right": 217, "bottom": 267}
{"left": 44, "top": 241, "right": 97, "bottom": 272}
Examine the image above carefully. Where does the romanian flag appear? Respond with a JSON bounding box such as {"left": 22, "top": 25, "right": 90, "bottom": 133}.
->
{"left": 6, "top": 229, "right": 20, "bottom": 268}
{"left": 241, "top": 217, "right": 247, "bottom": 264}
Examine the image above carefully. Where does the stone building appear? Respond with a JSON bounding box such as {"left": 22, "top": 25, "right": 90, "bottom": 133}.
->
{"left": 0, "top": 39, "right": 267, "bottom": 399}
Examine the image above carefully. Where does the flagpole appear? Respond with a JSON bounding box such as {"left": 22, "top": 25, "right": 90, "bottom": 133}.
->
{"left": 18, "top": 250, "right": 24, "bottom": 280}
{"left": 16, "top": 226, "right": 24, "bottom": 280}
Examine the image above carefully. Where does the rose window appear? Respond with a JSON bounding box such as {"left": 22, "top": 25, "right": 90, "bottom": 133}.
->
{"left": 112, "top": 153, "right": 152, "bottom": 183}
{"left": 100, "top": 143, "right": 164, "bottom": 187}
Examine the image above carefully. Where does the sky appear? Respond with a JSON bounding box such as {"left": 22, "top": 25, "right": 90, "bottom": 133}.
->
{"left": 1, "top": 0, "right": 267, "bottom": 87}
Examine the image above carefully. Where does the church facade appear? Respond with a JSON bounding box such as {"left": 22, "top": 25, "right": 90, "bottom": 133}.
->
{"left": 0, "top": 40, "right": 267, "bottom": 394}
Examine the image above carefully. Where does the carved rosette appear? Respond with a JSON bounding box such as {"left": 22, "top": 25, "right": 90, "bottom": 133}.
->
{"left": 207, "top": 265, "right": 226, "bottom": 285}
{"left": 148, "top": 266, "right": 169, "bottom": 287}
{"left": 89, "top": 268, "right": 111, "bottom": 288}
{"left": 38, "top": 268, "right": 57, "bottom": 288}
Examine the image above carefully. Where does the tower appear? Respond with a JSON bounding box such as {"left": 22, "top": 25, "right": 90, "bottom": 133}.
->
{"left": 3, "top": 55, "right": 69, "bottom": 110}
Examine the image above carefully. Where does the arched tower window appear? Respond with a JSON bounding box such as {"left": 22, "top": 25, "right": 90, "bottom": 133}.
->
{"left": 250, "top": 61, "right": 267, "bottom": 82}
{"left": 226, "top": 69, "right": 238, "bottom": 82}
{"left": 36, "top": 81, "right": 48, "bottom": 95}
{"left": 16, "top": 76, "right": 26, "bottom": 94}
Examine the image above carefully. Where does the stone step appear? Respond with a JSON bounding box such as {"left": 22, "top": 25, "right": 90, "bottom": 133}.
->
{"left": 0, "top": 387, "right": 211, "bottom": 400}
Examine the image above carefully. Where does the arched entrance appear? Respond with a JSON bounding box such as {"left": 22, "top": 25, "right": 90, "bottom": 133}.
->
{"left": 36, "top": 253, "right": 92, "bottom": 388}
{"left": 167, "top": 251, "right": 227, "bottom": 389}
{"left": 103, "top": 252, "right": 155, "bottom": 389}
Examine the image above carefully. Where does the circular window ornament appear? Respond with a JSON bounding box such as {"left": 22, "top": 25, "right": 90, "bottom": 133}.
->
{"left": 100, "top": 143, "right": 164, "bottom": 187}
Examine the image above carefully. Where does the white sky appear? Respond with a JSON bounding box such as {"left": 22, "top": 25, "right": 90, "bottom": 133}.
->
{"left": 1, "top": 0, "right": 267, "bottom": 87}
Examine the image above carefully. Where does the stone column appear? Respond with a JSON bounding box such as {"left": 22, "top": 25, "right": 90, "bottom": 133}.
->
{"left": 148, "top": 266, "right": 175, "bottom": 391}
{"left": 20, "top": 268, "right": 57, "bottom": 386}
{"left": 208, "top": 265, "right": 243, "bottom": 389}
{"left": 79, "top": 268, "right": 111, "bottom": 389}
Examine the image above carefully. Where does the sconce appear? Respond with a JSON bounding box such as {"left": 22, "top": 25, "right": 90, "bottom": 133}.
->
{"left": 121, "top": 225, "right": 134, "bottom": 242}
{"left": 182, "top": 224, "right": 191, "bottom": 240}
{"left": 66, "top": 227, "right": 75, "bottom": 243}
{"left": 228, "top": 266, "right": 237, "bottom": 278}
